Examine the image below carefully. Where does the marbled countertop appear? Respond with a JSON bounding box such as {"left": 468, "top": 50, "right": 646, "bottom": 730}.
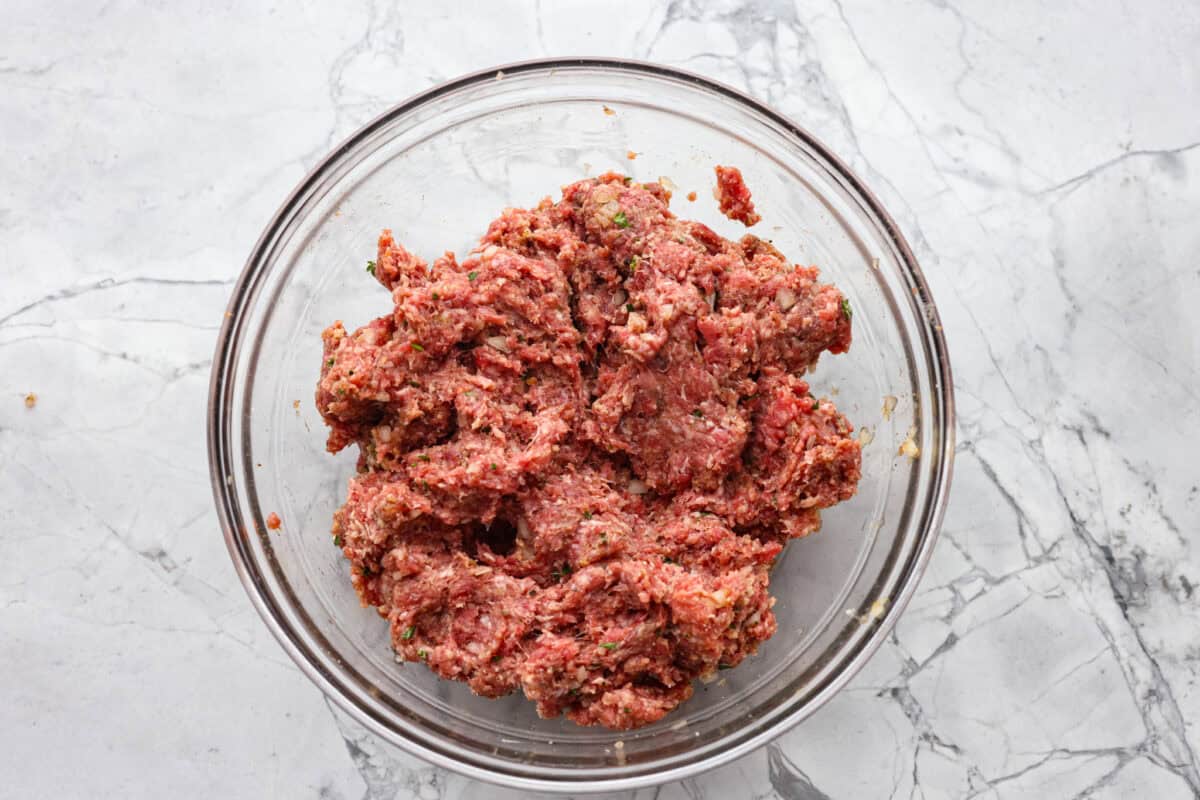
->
{"left": 3, "top": 1, "right": 1198, "bottom": 797}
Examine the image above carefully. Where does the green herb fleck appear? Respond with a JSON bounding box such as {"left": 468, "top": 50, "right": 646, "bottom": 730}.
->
{"left": 408, "top": 380, "right": 420, "bottom": 388}
{"left": 417, "top": 649, "right": 428, "bottom": 660}
{"left": 468, "top": 271, "right": 478, "bottom": 281}
{"left": 718, "top": 663, "right": 733, "bottom": 670}
{"left": 431, "top": 292, "right": 439, "bottom": 301}
{"left": 582, "top": 510, "right": 593, "bottom": 520}
{"left": 623, "top": 176, "right": 632, "bottom": 185}
{"left": 599, "top": 532, "right": 608, "bottom": 544}
{"left": 326, "top": 358, "right": 335, "bottom": 366}
{"left": 599, "top": 642, "right": 618, "bottom": 651}
{"left": 360, "top": 564, "right": 374, "bottom": 577}
{"left": 623, "top": 706, "right": 632, "bottom": 713}
{"left": 366, "top": 260, "right": 377, "bottom": 275}
{"left": 410, "top": 342, "right": 424, "bottom": 352}
{"left": 625, "top": 303, "right": 634, "bottom": 313}
{"left": 692, "top": 408, "right": 703, "bottom": 418}
{"left": 333, "top": 535, "right": 343, "bottom": 547}
{"left": 491, "top": 654, "right": 501, "bottom": 663}
{"left": 420, "top": 480, "right": 430, "bottom": 490}
{"left": 662, "top": 556, "right": 676, "bottom": 564}
{"left": 840, "top": 297, "right": 852, "bottom": 319}
{"left": 402, "top": 625, "right": 416, "bottom": 640}
{"left": 628, "top": 255, "right": 640, "bottom": 273}
{"left": 418, "top": 454, "right": 431, "bottom": 462}
{"left": 613, "top": 210, "right": 630, "bottom": 229}
{"left": 490, "top": 462, "right": 498, "bottom": 471}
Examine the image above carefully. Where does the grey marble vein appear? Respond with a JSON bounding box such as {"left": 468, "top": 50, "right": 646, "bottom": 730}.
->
{"left": 2, "top": 0, "right": 1198, "bottom": 797}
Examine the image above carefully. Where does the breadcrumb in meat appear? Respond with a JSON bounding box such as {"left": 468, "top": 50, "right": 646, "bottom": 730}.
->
{"left": 316, "top": 170, "right": 860, "bottom": 729}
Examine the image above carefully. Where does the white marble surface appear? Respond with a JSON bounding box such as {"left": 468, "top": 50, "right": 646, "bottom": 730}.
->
{"left": 3, "top": 1, "right": 1198, "bottom": 797}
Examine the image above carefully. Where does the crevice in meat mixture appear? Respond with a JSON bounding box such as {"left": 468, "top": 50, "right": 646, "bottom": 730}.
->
{"left": 316, "top": 172, "right": 861, "bottom": 730}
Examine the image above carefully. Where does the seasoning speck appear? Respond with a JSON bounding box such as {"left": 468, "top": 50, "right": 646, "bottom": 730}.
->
{"left": 603, "top": 105, "right": 616, "bottom": 116}
{"left": 24, "top": 392, "right": 37, "bottom": 409}
{"left": 626, "top": 150, "right": 637, "bottom": 160}
{"left": 687, "top": 191, "right": 697, "bottom": 202}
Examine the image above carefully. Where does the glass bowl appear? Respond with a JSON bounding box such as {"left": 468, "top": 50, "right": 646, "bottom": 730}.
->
{"left": 208, "top": 58, "right": 954, "bottom": 793}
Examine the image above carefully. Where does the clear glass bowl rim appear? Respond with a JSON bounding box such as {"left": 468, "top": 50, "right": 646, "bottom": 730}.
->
{"left": 208, "top": 56, "right": 955, "bottom": 793}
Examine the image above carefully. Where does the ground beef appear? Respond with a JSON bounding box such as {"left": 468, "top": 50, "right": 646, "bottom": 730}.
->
{"left": 316, "top": 172, "right": 860, "bottom": 730}
{"left": 714, "top": 165, "right": 762, "bottom": 226}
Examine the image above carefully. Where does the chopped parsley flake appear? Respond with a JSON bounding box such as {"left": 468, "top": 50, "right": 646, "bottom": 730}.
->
{"left": 408, "top": 380, "right": 420, "bottom": 388}
{"left": 468, "top": 271, "right": 478, "bottom": 281}
{"left": 623, "top": 176, "right": 632, "bottom": 185}
{"left": 326, "top": 358, "right": 335, "bottom": 366}
{"left": 402, "top": 625, "right": 416, "bottom": 640}
{"left": 628, "top": 255, "right": 640, "bottom": 272}
{"left": 333, "top": 535, "right": 343, "bottom": 547}
{"left": 418, "top": 454, "right": 431, "bottom": 462}
{"left": 692, "top": 408, "right": 703, "bottom": 418}
{"left": 625, "top": 303, "right": 634, "bottom": 313}
{"left": 582, "top": 510, "right": 593, "bottom": 520}
{"left": 417, "top": 649, "right": 428, "bottom": 659}
{"left": 366, "top": 260, "right": 376, "bottom": 275}
{"left": 840, "top": 297, "right": 852, "bottom": 319}
{"left": 718, "top": 663, "right": 733, "bottom": 670}
{"left": 490, "top": 463, "right": 498, "bottom": 471}
{"left": 599, "top": 642, "right": 618, "bottom": 651}
{"left": 662, "top": 556, "right": 675, "bottom": 564}
{"left": 410, "top": 342, "right": 424, "bottom": 352}
{"left": 613, "top": 210, "right": 630, "bottom": 229}
{"left": 431, "top": 292, "right": 439, "bottom": 300}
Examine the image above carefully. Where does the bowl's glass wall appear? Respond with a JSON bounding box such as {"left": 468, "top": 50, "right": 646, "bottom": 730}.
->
{"left": 212, "top": 61, "right": 951, "bottom": 790}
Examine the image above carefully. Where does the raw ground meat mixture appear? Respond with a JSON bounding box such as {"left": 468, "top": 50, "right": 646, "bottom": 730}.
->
{"left": 714, "top": 165, "right": 761, "bottom": 226}
{"left": 316, "top": 172, "right": 861, "bottom": 730}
